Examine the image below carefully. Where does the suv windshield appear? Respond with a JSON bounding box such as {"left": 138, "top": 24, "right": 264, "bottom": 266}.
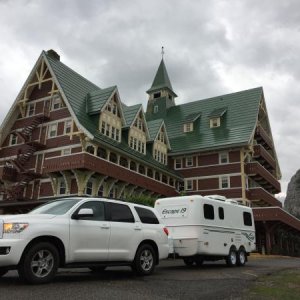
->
{"left": 29, "top": 199, "right": 82, "bottom": 215}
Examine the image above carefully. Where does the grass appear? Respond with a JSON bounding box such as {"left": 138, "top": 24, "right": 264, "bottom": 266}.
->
{"left": 245, "top": 268, "right": 300, "bottom": 299}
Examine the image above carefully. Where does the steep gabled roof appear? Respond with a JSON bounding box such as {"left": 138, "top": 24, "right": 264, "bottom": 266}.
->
{"left": 87, "top": 86, "right": 116, "bottom": 115}
{"left": 147, "top": 119, "right": 164, "bottom": 141}
{"left": 146, "top": 59, "right": 177, "bottom": 97}
{"left": 163, "top": 87, "right": 263, "bottom": 154}
{"left": 208, "top": 107, "right": 227, "bottom": 118}
{"left": 122, "top": 103, "right": 142, "bottom": 127}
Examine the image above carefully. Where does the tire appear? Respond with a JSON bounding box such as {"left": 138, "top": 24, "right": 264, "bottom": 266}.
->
{"left": 0, "top": 268, "right": 8, "bottom": 278}
{"left": 183, "top": 258, "right": 194, "bottom": 266}
{"left": 226, "top": 248, "right": 237, "bottom": 267}
{"left": 18, "top": 242, "right": 59, "bottom": 284}
{"left": 132, "top": 244, "right": 156, "bottom": 276}
{"left": 89, "top": 266, "right": 107, "bottom": 273}
{"left": 237, "top": 249, "right": 246, "bottom": 266}
{"left": 194, "top": 257, "right": 204, "bottom": 267}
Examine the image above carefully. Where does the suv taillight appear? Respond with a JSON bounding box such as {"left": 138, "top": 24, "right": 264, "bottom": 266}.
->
{"left": 163, "top": 227, "right": 169, "bottom": 236}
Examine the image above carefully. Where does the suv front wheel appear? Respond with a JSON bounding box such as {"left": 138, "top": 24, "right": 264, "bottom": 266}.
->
{"left": 132, "top": 244, "right": 156, "bottom": 276}
{"left": 18, "top": 242, "right": 59, "bottom": 284}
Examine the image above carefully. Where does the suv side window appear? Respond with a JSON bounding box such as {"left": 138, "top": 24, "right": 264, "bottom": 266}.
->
{"left": 75, "top": 201, "right": 105, "bottom": 221}
{"left": 107, "top": 202, "right": 135, "bottom": 223}
{"left": 135, "top": 207, "right": 159, "bottom": 224}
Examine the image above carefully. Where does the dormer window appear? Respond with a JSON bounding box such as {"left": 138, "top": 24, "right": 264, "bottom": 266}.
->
{"left": 183, "top": 123, "right": 193, "bottom": 132}
{"left": 210, "top": 117, "right": 220, "bottom": 128}
{"left": 154, "top": 92, "right": 161, "bottom": 99}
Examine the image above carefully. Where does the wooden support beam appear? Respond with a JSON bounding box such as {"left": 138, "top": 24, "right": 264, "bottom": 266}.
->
{"left": 72, "top": 170, "right": 94, "bottom": 196}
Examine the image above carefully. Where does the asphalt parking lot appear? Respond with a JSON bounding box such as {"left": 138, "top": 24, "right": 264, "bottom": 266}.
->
{"left": 1, "top": 255, "right": 300, "bottom": 300}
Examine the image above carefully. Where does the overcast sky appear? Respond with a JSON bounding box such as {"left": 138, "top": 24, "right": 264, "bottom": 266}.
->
{"left": 0, "top": 0, "right": 299, "bottom": 200}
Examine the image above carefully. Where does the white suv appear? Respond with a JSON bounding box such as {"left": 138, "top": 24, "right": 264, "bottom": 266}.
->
{"left": 0, "top": 197, "right": 169, "bottom": 284}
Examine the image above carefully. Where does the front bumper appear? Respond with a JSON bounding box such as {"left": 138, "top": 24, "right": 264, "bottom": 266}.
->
{"left": 0, "top": 238, "right": 26, "bottom": 267}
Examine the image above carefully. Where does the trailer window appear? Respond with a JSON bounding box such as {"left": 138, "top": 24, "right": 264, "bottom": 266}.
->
{"left": 204, "top": 204, "right": 214, "bottom": 220}
{"left": 218, "top": 207, "right": 224, "bottom": 220}
{"left": 243, "top": 212, "right": 252, "bottom": 226}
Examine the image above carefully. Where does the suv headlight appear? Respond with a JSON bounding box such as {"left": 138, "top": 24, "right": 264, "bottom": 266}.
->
{"left": 3, "top": 223, "right": 29, "bottom": 234}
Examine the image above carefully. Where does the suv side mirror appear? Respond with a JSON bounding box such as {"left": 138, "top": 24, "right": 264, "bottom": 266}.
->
{"left": 72, "top": 208, "right": 94, "bottom": 219}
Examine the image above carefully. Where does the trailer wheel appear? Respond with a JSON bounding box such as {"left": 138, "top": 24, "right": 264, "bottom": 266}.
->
{"left": 0, "top": 267, "right": 8, "bottom": 278}
{"left": 226, "top": 248, "right": 237, "bottom": 267}
{"left": 183, "top": 258, "right": 194, "bottom": 266}
{"left": 237, "top": 249, "right": 246, "bottom": 266}
{"left": 194, "top": 257, "right": 204, "bottom": 266}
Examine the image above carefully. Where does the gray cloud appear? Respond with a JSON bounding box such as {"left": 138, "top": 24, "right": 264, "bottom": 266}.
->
{"left": 1, "top": 0, "right": 300, "bottom": 198}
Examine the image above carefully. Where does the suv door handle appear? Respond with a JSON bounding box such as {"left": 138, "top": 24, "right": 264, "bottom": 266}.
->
{"left": 101, "top": 224, "right": 110, "bottom": 229}
{"left": 134, "top": 224, "right": 142, "bottom": 231}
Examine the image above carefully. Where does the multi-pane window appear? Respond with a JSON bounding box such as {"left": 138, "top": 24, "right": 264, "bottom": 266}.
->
{"left": 101, "top": 121, "right": 120, "bottom": 142}
{"left": 175, "top": 158, "right": 182, "bottom": 169}
{"left": 58, "top": 180, "right": 66, "bottom": 195}
{"left": 219, "top": 152, "right": 229, "bottom": 164}
{"left": 64, "top": 120, "right": 72, "bottom": 134}
{"left": 186, "top": 156, "right": 193, "bottom": 167}
{"left": 183, "top": 123, "right": 193, "bottom": 132}
{"left": 62, "top": 148, "right": 71, "bottom": 156}
{"left": 101, "top": 121, "right": 106, "bottom": 134}
{"left": 52, "top": 94, "right": 63, "bottom": 110}
{"left": 186, "top": 180, "right": 193, "bottom": 191}
{"left": 210, "top": 117, "right": 220, "bottom": 128}
{"left": 9, "top": 134, "right": 17, "bottom": 146}
{"left": 86, "top": 180, "right": 93, "bottom": 195}
{"left": 27, "top": 103, "right": 35, "bottom": 117}
{"left": 48, "top": 124, "right": 57, "bottom": 138}
{"left": 97, "top": 185, "right": 103, "bottom": 197}
{"left": 111, "top": 127, "right": 116, "bottom": 139}
{"left": 220, "top": 176, "right": 230, "bottom": 189}
{"left": 116, "top": 129, "right": 120, "bottom": 141}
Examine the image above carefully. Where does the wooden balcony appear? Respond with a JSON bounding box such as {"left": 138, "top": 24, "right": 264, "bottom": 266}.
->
{"left": 0, "top": 166, "right": 18, "bottom": 182}
{"left": 245, "top": 162, "right": 281, "bottom": 193}
{"left": 253, "top": 144, "right": 276, "bottom": 170}
{"left": 253, "top": 207, "right": 300, "bottom": 232}
{"left": 255, "top": 126, "right": 273, "bottom": 150}
{"left": 246, "top": 188, "right": 282, "bottom": 208}
{"left": 43, "top": 153, "right": 179, "bottom": 197}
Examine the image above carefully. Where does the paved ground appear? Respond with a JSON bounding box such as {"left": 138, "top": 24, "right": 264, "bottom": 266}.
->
{"left": 1, "top": 255, "right": 300, "bottom": 300}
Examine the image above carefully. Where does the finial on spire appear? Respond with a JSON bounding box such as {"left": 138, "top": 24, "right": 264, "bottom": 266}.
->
{"left": 161, "top": 46, "right": 164, "bottom": 59}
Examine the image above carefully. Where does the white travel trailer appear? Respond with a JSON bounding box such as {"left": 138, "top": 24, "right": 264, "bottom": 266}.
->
{"left": 155, "top": 195, "right": 256, "bottom": 267}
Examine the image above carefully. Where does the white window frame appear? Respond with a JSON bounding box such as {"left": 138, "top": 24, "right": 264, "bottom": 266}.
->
{"left": 185, "top": 179, "right": 193, "bottom": 191}
{"left": 210, "top": 117, "right": 220, "bottom": 128}
{"left": 219, "top": 152, "right": 229, "bottom": 164}
{"left": 58, "top": 179, "right": 66, "bottom": 195}
{"left": 175, "top": 158, "right": 182, "bottom": 169}
{"left": 62, "top": 148, "right": 71, "bottom": 156}
{"left": 27, "top": 103, "right": 35, "bottom": 117}
{"left": 64, "top": 120, "right": 72, "bottom": 134}
{"left": 186, "top": 156, "right": 193, "bottom": 167}
{"left": 183, "top": 123, "right": 193, "bottom": 132}
{"left": 52, "top": 94, "right": 63, "bottom": 110}
{"left": 220, "top": 176, "right": 230, "bottom": 189}
{"left": 9, "top": 134, "right": 17, "bottom": 146}
{"left": 48, "top": 123, "right": 58, "bottom": 138}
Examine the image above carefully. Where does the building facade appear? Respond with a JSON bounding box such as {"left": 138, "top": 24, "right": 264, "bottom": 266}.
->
{"left": 1, "top": 49, "right": 300, "bottom": 255}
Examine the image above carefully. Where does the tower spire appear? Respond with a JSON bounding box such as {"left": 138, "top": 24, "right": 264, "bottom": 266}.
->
{"left": 161, "top": 46, "right": 164, "bottom": 59}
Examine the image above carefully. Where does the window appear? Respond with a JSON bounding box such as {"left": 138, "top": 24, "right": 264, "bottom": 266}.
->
{"left": 154, "top": 92, "right": 161, "bottom": 98}
{"left": 130, "top": 136, "right": 134, "bottom": 148}
{"left": 154, "top": 105, "right": 158, "bottom": 113}
{"left": 101, "top": 121, "right": 106, "bottom": 134}
{"left": 186, "top": 156, "right": 193, "bottom": 167}
{"left": 106, "top": 124, "right": 110, "bottom": 136}
{"left": 204, "top": 204, "right": 214, "bottom": 220}
{"left": 108, "top": 202, "right": 134, "bottom": 223}
{"left": 111, "top": 127, "right": 116, "bottom": 139}
{"left": 112, "top": 104, "right": 117, "bottom": 115}
{"left": 116, "top": 129, "right": 120, "bottom": 141}
{"left": 27, "top": 103, "right": 35, "bottom": 117}
{"left": 133, "top": 138, "right": 137, "bottom": 150}
{"left": 218, "top": 207, "right": 224, "bottom": 220}
{"left": 58, "top": 180, "right": 66, "bottom": 195}
{"left": 75, "top": 201, "right": 105, "bottom": 221}
{"left": 97, "top": 185, "right": 103, "bottom": 197}
{"left": 9, "top": 134, "right": 17, "bottom": 146}
{"left": 219, "top": 152, "right": 229, "bottom": 164}
{"left": 86, "top": 180, "right": 93, "bottom": 195}
{"left": 65, "top": 120, "right": 72, "bottom": 134}
{"left": 52, "top": 94, "right": 62, "bottom": 110}
{"left": 86, "top": 145, "right": 95, "bottom": 155}
{"left": 220, "top": 176, "right": 230, "bottom": 189}
{"left": 186, "top": 180, "right": 193, "bottom": 191}
{"left": 243, "top": 212, "right": 253, "bottom": 226}
{"left": 135, "top": 207, "right": 159, "bottom": 224}
{"left": 62, "top": 148, "right": 71, "bottom": 156}
{"left": 210, "top": 117, "right": 220, "bottom": 128}
{"left": 138, "top": 140, "right": 141, "bottom": 152}
{"left": 48, "top": 124, "right": 57, "bottom": 138}
{"left": 183, "top": 123, "right": 193, "bottom": 132}
{"left": 175, "top": 158, "right": 182, "bottom": 169}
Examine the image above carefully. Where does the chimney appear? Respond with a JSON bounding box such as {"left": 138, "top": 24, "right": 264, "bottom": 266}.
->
{"left": 46, "top": 49, "right": 60, "bottom": 61}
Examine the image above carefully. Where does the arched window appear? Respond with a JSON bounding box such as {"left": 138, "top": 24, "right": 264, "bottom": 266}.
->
{"left": 86, "top": 145, "right": 95, "bottom": 155}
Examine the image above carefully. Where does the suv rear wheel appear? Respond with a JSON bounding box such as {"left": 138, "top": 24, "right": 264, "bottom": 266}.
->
{"left": 132, "top": 244, "right": 156, "bottom": 275}
{"left": 18, "top": 242, "right": 59, "bottom": 284}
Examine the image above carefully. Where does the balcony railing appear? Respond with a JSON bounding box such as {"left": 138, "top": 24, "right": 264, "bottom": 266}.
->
{"left": 245, "top": 162, "right": 281, "bottom": 193}
{"left": 43, "top": 153, "right": 179, "bottom": 197}
{"left": 255, "top": 126, "right": 273, "bottom": 150}
{"left": 253, "top": 144, "right": 276, "bottom": 170}
{"left": 246, "top": 188, "right": 282, "bottom": 208}
{"left": 0, "top": 166, "right": 18, "bottom": 182}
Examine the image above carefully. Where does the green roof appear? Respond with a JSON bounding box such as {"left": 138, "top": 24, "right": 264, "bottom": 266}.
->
{"left": 147, "top": 59, "right": 177, "bottom": 96}
{"left": 146, "top": 119, "right": 164, "bottom": 141}
{"left": 184, "top": 112, "right": 201, "bottom": 123}
{"left": 162, "top": 87, "right": 263, "bottom": 154}
{"left": 208, "top": 107, "right": 227, "bottom": 118}
{"left": 122, "top": 103, "right": 142, "bottom": 127}
{"left": 87, "top": 86, "right": 116, "bottom": 115}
